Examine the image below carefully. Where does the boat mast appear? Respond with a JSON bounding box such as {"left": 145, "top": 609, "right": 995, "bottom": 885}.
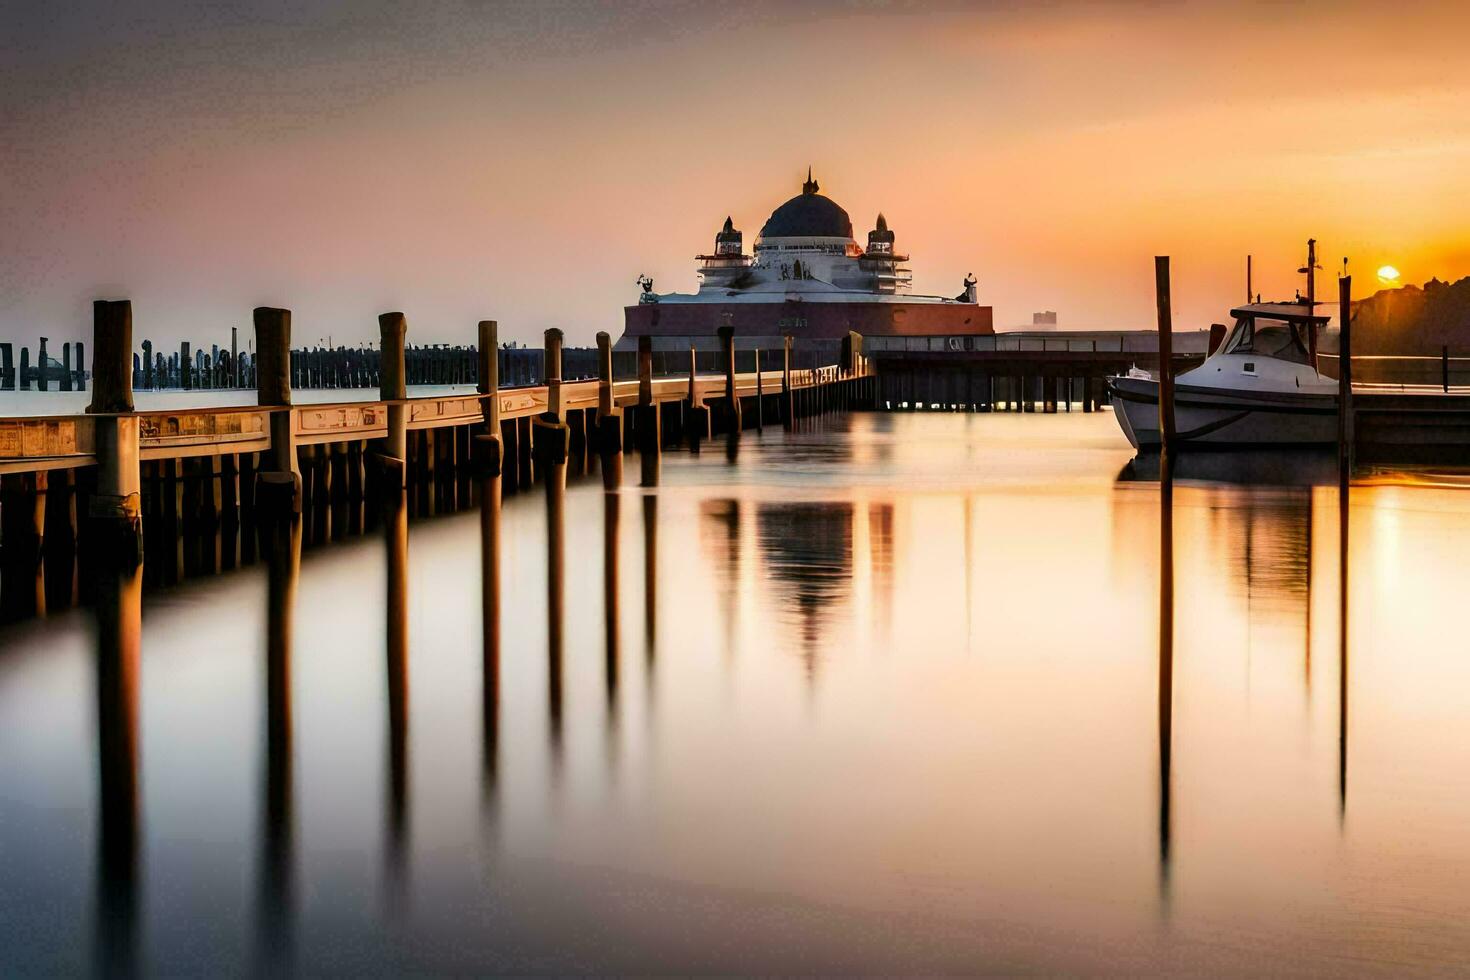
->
{"left": 1300, "top": 238, "right": 1321, "bottom": 369}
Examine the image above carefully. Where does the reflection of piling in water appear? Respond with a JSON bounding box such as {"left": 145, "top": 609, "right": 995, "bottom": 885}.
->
{"left": 1157, "top": 451, "right": 1175, "bottom": 904}
{"left": 539, "top": 329, "right": 571, "bottom": 750}
{"left": 257, "top": 490, "right": 300, "bottom": 972}
{"left": 1338, "top": 478, "right": 1349, "bottom": 818}
{"left": 92, "top": 530, "right": 143, "bottom": 976}
{"left": 476, "top": 320, "right": 504, "bottom": 795}
{"left": 603, "top": 481, "right": 621, "bottom": 707}
{"left": 643, "top": 494, "right": 658, "bottom": 665}
{"left": 0, "top": 472, "right": 46, "bottom": 622}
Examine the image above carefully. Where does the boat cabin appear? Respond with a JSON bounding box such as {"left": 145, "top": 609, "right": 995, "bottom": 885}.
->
{"left": 1218, "top": 303, "right": 1331, "bottom": 366}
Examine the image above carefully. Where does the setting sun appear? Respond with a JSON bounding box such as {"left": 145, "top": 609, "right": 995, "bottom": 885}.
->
{"left": 1378, "top": 264, "right": 1402, "bottom": 284}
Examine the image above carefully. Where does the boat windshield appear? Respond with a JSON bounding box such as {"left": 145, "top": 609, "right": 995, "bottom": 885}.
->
{"left": 1219, "top": 316, "right": 1312, "bottom": 365}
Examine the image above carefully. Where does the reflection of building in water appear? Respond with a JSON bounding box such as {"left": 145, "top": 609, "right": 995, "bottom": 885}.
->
{"left": 756, "top": 502, "right": 855, "bottom": 676}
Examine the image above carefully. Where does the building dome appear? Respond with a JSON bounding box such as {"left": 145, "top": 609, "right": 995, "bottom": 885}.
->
{"left": 758, "top": 169, "right": 853, "bottom": 239}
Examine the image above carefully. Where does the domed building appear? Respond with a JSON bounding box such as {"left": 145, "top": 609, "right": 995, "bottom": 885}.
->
{"left": 619, "top": 169, "right": 992, "bottom": 353}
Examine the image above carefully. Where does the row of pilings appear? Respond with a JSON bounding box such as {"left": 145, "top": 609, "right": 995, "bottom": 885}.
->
{"left": 874, "top": 368, "right": 1112, "bottom": 412}
{"left": 0, "top": 305, "right": 874, "bottom": 624}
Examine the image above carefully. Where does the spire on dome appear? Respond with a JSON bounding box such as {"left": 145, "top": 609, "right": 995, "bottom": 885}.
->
{"left": 875, "top": 212, "right": 887, "bottom": 233}
{"left": 802, "top": 166, "right": 819, "bottom": 196}
{"left": 722, "top": 216, "right": 734, "bottom": 233}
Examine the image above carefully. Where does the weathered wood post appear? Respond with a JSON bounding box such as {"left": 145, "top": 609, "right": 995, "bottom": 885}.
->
{"left": 637, "top": 335, "right": 660, "bottom": 486}
{"left": 87, "top": 300, "right": 143, "bottom": 564}
{"left": 254, "top": 307, "right": 299, "bottom": 514}
{"left": 719, "top": 323, "right": 741, "bottom": 435}
{"left": 1339, "top": 275, "right": 1354, "bottom": 476}
{"left": 754, "top": 348, "right": 764, "bottom": 431}
{"left": 781, "top": 334, "right": 795, "bottom": 429}
{"left": 595, "top": 330, "right": 623, "bottom": 461}
{"left": 379, "top": 312, "right": 408, "bottom": 491}
{"left": 1155, "top": 256, "right": 1176, "bottom": 454}
{"left": 685, "top": 345, "right": 708, "bottom": 449}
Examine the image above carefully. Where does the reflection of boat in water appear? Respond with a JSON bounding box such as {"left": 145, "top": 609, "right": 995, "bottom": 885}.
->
{"left": 1110, "top": 301, "right": 1338, "bottom": 450}
{"left": 1117, "top": 449, "right": 1339, "bottom": 487}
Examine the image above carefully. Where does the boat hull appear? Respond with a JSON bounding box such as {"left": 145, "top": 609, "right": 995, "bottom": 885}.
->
{"left": 1107, "top": 376, "right": 1338, "bottom": 450}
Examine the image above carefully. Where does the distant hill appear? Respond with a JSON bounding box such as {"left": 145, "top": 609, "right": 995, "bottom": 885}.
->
{"left": 1349, "top": 276, "right": 1470, "bottom": 356}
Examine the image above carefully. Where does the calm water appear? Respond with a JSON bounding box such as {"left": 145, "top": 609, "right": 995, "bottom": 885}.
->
{"left": 5, "top": 411, "right": 1470, "bottom": 974}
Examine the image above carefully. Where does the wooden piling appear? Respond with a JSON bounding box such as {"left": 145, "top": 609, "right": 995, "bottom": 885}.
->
{"left": 1155, "top": 256, "right": 1176, "bottom": 453}
{"left": 1339, "top": 275, "right": 1354, "bottom": 476}
{"left": 254, "top": 307, "right": 299, "bottom": 510}
{"left": 719, "top": 323, "right": 741, "bottom": 435}
{"left": 379, "top": 312, "right": 408, "bottom": 487}
{"left": 87, "top": 301, "right": 143, "bottom": 562}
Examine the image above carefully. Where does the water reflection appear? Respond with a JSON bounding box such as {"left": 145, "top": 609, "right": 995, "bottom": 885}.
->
{"left": 93, "top": 554, "right": 142, "bottom": 977}
{"left": 699, "top": 499, "right": 741, "bottom": 659}
{"left": 1157, "top": 454, "right": 1174, "bottom": 909}
{"left": 384, "top": 483, "right": 410, "bottom": 901}
{"left": 479, "top": 452, "right": 502, "bottom": 801}
{"left": 7, "top": 414, "right": 1470, "bottom": 973}
{"left": 546, "top": 451, "right": 567, "bottom": 753}
{"left": 756, "top": 502, "right": 854, "bottom": 677}
{"left": 256, "top": 508, "right": 300, "bottom": 972}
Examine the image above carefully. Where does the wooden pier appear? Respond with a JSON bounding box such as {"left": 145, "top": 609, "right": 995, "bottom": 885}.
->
{"left": 0, "top": 303, "right": 875, "bottom": 621}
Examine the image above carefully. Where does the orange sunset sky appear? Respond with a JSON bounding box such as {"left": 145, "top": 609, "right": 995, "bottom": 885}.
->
{"left": 3, "top": 0, "right": 1469, "bottom": 348}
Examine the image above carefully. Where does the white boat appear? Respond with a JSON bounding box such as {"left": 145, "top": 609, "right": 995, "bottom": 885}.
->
{"left": 1108, "top": 301, "right": 1338, "bottom": 450}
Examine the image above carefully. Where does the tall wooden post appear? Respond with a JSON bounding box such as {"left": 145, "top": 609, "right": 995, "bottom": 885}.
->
{"left": 1339, "top": 275, "right": 1354, "bottom": 476}
{"left": 476, "top": 320, "right": 502, "bottom": 478}
{"left": 87, "top": 300, "right": 142, "bottom": 562}
{"left": 636, "top": 335, "right": 660, "bottom": 486}
{"left": 719, "top": 323, "right": 740, "bottom": 435}
{"left": 379, "top": 312, "right": 408, "bottom": 488}
{"left": 544, "top": 327, "right": 564, "bottom": 422}
{"left": 1155, "top": 256, "right": 1176, "bottom": 453}
{"left": 597, "top": 331, "right": 614, "bottom": 419}
{"left": 781, "top": 335, "right": 794, "bottom": 429}
{"left": 638, "top": 335, "right": 653, "bottom": 407}
{"left": 595, "top": 330, "right": 622, "bottom": 457}
{"left": 254, "top": 307, "right": 299, "bottom": 511}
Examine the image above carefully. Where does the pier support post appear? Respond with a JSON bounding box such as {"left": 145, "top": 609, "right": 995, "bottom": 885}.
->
{"left": 87, "top": 300, "right": 142, "bottom": 563}
{"left": 534, "top": 328, "right": 571, "bottom": 497}
{"left": 1339, "top": 276, "right": 1354, "bottom": 476}
{"left": 254, "top": 307, "right": 299, "bottom": 512}
{"left": 781, "top": 335, "right": 794, "bottom": 429}
{"left": 476, "top": 320, "right": 502, "bottom": 473}
{"left": 1155, "top": 256, "right": 1176, "bottom": 453}
{"left": 684, "top": 346, "right": 708, "bottom": 450}
{"left": 594, "top": 330, "right": 624, "bottom": 458}
{"left": 636, "top": 335, "right": 660, "bottom": 486}
{"left": 379, "top": 312, "right": 408, "bottom": 489}
{"left": 719, "top": 323, "right": 741, "bottom": 435}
